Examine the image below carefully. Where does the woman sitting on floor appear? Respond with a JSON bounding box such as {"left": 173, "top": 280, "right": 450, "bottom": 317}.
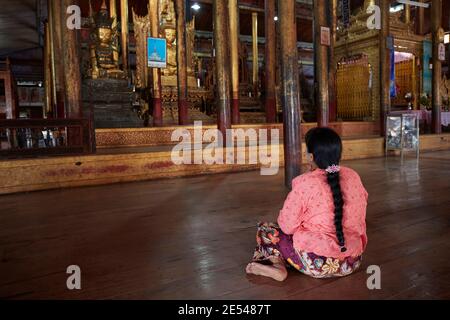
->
{"left": 246, "top": 127, "right": 368, "bottom": 281}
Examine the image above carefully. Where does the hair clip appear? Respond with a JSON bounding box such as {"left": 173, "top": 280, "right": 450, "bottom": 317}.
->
{"left": 325, "top": 164, "right": 341, "bottom": 174}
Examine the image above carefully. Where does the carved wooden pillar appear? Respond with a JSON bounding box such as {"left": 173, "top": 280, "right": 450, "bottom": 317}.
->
{"left": 279, "top": 0, "right": 302, "bottom": 188}
{"left": 418, "top": 0, "right": 425, "bottom": 35}
{"left": 175, "top": 0, "right": 188, "bottom": 125}
{"left": 314, "top": 0, "right": 330, "bottom": 127}
{"left": 431, "top": 0, "right": 442, "bottom": 134}
{"left": 149, "top": 0, "right": 163, "bottom": 126}
{"left": 60, "top": 0, "right": 83, "bottom": 147}
{"left": 120, "top": 0, "right": 129, "bottom": 73}
{"left": 46, "top": 2, "right": 57, "bottom": 118}
{"left": 229, "top": 0, "right": 240, "bottom": 124}
{"left": 265, "top": 0, "right": 277, "bottom": 123}
{"left": 252, "top": 12, "right": 259, "bottom": 98}
{"left": 2, "top": 59, "right": 16, "bottom": 119}
{"left": 329, "top": 0, "right": 338, "bottom": 122}
{"left": 110, "top": 0, "right": 120, "bottom": 66}
{"left": 50, "top": 0, "right": 65, "bottom": 118}
{"left": 44, "top": 22, "right": 53, "bottom": 118}
{"left": 379, "top": 0, "right": 391, "bottom": 136}
{"left": 213, "top": 0, "right": 232, "bottom": 140}
{"left": 61, "top": 0, "right": 82, "bottom": 118}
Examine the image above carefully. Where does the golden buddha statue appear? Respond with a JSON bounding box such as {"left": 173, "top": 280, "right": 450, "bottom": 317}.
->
{"left": 88, "top": 0, "right": 125, "bottom": 79}
{"left": 163, "top": 28, "right": 178, "bottom": 76}
{"left": 160, "top": 0, "right": 177, "bottom": 77}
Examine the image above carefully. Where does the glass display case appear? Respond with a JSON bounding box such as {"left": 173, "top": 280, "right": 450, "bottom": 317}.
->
{"left": 386, "top": 113, "right": 419, "bottom": 159}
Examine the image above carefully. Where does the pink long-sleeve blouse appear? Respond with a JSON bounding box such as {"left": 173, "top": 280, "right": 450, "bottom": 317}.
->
{"left": 277, "top": 166, "right": 368, "bottom": 260}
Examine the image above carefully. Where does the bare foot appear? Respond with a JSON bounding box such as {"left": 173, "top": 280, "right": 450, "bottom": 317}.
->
{"left": 246, "top": 261, "right": 288, "bottom": 282}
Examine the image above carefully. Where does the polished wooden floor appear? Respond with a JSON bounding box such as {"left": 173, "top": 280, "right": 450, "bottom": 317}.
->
{"left": 0, "top": 151, "right": 449, "bottom": 300}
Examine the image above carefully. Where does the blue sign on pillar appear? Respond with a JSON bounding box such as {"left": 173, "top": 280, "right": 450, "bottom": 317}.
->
{"left": 147, "top": 37, "right": 167, "bottom": 69}
{"left": 422, "top": 40, "right": 432, "bottom": 95}
{"left": 390, "top": 48, "right": 396, "bottom": 98}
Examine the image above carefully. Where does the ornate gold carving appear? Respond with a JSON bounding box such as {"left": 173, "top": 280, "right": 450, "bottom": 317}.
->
{"left": 132, "top": 8, "right": 151, "bottom": 89}
{"left": 336, "top": 55, "right": 373, "bottom": 120}
{"left": 160, "top": 0, "right": 176, "bottom": 27}
{"left": 131, "top": 8, "right": 151, "bottom": 122}
{"left": 390, "top": 10, "right": 415, "bottom": 35}
{"left": 337, "top": 0, "right": 378, "bottom": 42}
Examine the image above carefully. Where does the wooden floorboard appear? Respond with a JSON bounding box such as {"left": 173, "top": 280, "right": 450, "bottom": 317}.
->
{"left": 0, "top": 151, "right": 449, "bottom": 299}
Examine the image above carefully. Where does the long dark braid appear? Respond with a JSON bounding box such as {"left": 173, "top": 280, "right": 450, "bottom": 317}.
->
{"left": 327, "top": 171, "right": 346, "bottom": 252}
{"left": 305, "top": 127, "right": 347, "bottom": 253}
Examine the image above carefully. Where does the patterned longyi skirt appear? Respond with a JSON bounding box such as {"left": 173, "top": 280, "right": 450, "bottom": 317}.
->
{"left": 252, "top": 222, "right": 362, "bottom": 279}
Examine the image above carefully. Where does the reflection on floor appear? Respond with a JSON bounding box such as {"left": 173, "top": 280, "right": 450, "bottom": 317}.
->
{"left": 0, "top": 151, "right": 449, "bottom": 299}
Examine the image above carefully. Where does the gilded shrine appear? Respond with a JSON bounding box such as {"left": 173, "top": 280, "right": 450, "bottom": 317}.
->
{"left": 79, "top": 0, "right": 214, "bottom": 127}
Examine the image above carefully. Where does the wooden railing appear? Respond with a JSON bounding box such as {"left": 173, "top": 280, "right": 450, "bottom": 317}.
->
{"left": 0, "top": 118, "right": 95, "bottom": 158}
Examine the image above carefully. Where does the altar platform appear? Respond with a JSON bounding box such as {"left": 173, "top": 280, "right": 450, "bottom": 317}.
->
{"left": 94, "top": 121, "right": 381, "bottom": 148}
{"left": 0, "top": 120, "right": 449, "bottom": 195}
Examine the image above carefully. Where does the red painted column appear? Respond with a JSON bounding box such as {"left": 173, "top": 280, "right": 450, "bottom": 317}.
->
{"left": 153, "top": 70, "right": 163, "bottom": 127}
